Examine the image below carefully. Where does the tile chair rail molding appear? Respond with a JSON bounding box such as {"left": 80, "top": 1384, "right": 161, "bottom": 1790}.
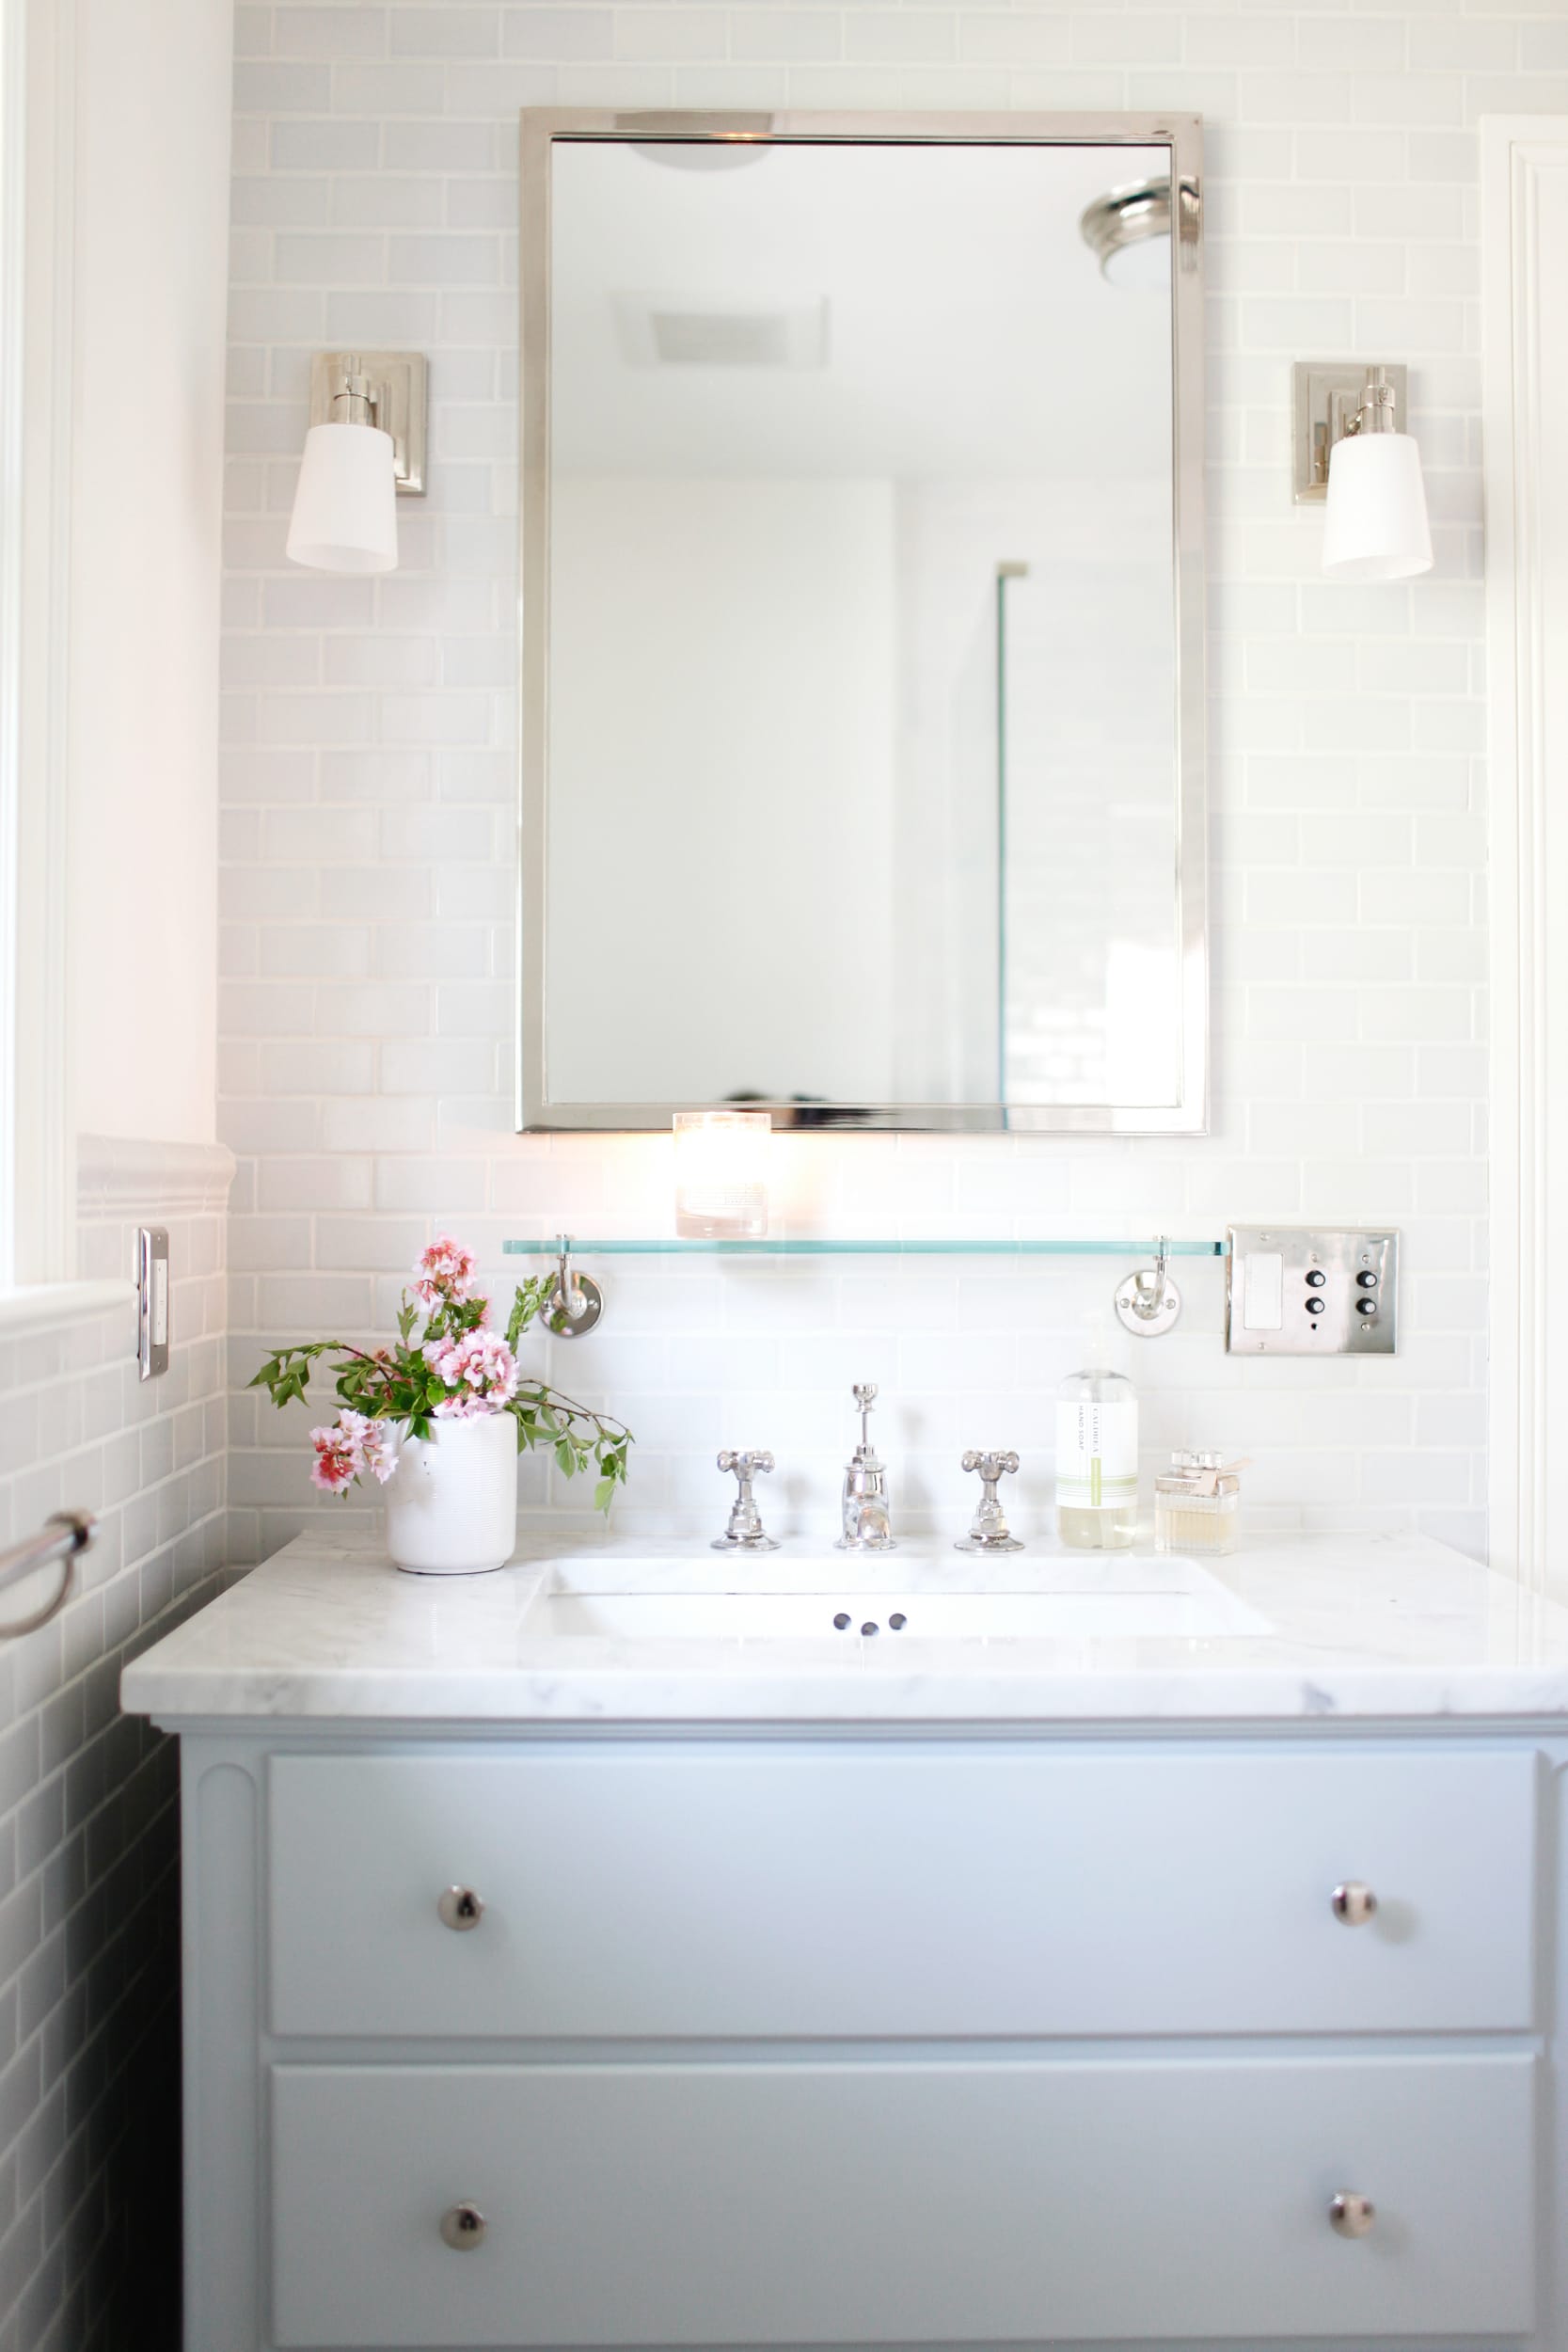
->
{"left": 8, "top": 1136, "right": 242, "bottom": 1348}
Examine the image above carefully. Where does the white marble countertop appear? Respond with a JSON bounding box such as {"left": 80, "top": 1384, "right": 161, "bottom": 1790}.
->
{"left": 119, "top": 1527, "right": 1568, "bottom": 1725}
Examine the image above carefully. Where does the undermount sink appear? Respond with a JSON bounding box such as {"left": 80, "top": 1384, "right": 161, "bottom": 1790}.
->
{"left": 525, "top": 1560, "right": 1271, "bottom": 1644}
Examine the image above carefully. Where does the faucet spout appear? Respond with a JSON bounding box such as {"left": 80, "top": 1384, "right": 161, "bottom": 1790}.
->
{"left": 848, "top": 1493, "right": 892, "bottom": 1546}
{"left": 834, "top": 1383, "right": 897, "bottom": 1553}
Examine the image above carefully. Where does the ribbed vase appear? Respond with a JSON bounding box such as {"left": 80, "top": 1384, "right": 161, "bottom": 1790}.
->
{"left": 384, "top": 1411, "right": 518, "bottom": 1575}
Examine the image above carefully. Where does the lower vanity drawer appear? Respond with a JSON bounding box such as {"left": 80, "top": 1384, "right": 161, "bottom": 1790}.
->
{"left": 267, "top": 1744, "right": 1537, "bottom": 2038}
{"left": 269, "top": 2054, "right": 1536, "bottom": 2347}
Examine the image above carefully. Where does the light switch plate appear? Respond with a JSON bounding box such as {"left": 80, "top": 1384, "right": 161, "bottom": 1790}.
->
{"left": 137, "top": 1226, "right": 169, "bottom": 1380}
{"left": 1225, "top": 1225, "right": 1398, "bottom": 1357}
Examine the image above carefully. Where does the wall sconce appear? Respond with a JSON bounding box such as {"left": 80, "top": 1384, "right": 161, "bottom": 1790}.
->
{"left": 1078, "top": 175, "right": 1202, "bottom": 288}
{"left": 1291, "top": 360, "right": 1433, "bottom": 580}
{"left": 286, "top": 350, "right": 427, "bottom": 575}
{"left": 673, "top": 1111, "right": 771, "bottom": 1239}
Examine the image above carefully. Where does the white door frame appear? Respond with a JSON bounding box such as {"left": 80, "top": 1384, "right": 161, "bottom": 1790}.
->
{"left": 1484, "top": 118, "right": 1568, "bottom": 1592}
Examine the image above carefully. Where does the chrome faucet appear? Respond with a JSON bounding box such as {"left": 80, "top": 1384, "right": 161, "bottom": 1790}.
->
{"left": 713, "top": 1451, "right": 779, "bottom": 1553}
{"left": 956, "top": 1451, "right": 1022, "bottom": 1553}
{"left": 835, "top": 1384, "right": 896, "bottom": 1552}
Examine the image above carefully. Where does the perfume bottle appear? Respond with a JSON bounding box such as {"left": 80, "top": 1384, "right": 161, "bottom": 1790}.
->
{"left": 1154, "top": 1452, "right": 1244, "bottom": 1557}
{"left": 1055, "top": 1364, "right": 1138, "bottom": 1550}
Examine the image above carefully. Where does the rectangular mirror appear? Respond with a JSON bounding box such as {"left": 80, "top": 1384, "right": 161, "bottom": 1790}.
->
{"left": 520, "top": 111, "right": 1206, "bottom": 1133}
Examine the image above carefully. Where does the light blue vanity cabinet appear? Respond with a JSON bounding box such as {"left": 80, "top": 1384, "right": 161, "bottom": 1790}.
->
{"left": 123, "top": 1535, "right": 1568, "bottom": 2352}
{"left": 172, "top": 1727, "right": 1557, "bottom": 2351}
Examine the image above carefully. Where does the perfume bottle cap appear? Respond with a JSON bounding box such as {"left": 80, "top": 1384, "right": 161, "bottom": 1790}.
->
{"left": 1161, "top": 1452, "right": 1248, "bottom": 1500}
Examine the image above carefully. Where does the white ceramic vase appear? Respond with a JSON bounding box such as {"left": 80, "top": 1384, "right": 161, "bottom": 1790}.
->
{"left": 383, "top": 1410, "right": 518, "bottom": 1575}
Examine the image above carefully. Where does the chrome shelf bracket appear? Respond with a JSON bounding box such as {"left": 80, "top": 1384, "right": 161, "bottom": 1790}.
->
{"left": 544, "top": 1234, "right": 605, "bottom": 1339}
{"left": 1114, "top": 1237, "right": 1182, "bottom": 1338}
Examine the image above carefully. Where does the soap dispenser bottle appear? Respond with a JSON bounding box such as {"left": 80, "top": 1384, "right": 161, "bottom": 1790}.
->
{"left": 1055, "top": 1357, "right": 1138, "bottom": 1551}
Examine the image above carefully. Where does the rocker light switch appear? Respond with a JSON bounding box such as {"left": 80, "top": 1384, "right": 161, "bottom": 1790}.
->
{"left": 1241, "top": 1251, "right": 1284, "bottom": 1330}
{"left": 1225, "top": 1226, "right": 1398, "bottom": 1357}
{"left": 137, "top": 1226, "right": 169, "bottom": 1380}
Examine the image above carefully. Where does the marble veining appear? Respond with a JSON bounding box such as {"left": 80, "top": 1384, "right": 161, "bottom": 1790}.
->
{"left": 119, "top": 1531, "right": 1568, "bottom": 1725}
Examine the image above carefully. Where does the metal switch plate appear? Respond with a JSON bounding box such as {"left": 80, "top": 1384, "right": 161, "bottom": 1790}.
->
{"left": 1225, "top": 1226, "right": 1398, "bottom": 1357}
{"left": 137, "top": 1226, "right": 169, "bottom": 1381}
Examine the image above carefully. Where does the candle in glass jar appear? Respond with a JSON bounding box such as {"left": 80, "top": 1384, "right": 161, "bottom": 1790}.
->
{"left": 673, "top": 1111, "right": 771, "bottom": 1239}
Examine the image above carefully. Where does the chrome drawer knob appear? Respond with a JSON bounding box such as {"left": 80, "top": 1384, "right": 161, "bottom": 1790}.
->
{"left": 1329, "top": 2191, "right": 1375, "bottom": 2239}
{"left": 440, "top": 2202, "right": 486, "bottom": 2251}
{"left": 437, "top": 1884, "right": 484, "bottom": 1931}
{"left": 1331, "top": 1881, "right": 1377, "bottom": 1926}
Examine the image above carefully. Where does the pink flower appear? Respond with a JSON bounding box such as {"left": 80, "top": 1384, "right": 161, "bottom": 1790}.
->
{"left": 309, "top": 1421, "right": 360, "bottom": 1494}
{"left": 340, "top": 1408, "right": 400, "bottom": 1485}
{"left": 309, "top": 1409, "right": 400, "bottom": 1492}
{"left": 425, "top": 1327, "right": 519, "bottom": 1415}
{"left": 415, "top": 1234, "right": 479, "bottom": 1308}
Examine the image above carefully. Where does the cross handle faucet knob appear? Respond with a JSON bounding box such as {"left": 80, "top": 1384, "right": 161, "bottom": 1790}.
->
{"left": 718, "top": 1449, "right": 774, "bottom": 1480}
{"left": 962, "top": 1450, "right": 1020, "bottom": 1486}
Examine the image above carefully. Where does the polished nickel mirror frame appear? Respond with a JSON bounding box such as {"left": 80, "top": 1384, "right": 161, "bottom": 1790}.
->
{"left": 517, "top": 109, "right": 1207, "bottom": 1135}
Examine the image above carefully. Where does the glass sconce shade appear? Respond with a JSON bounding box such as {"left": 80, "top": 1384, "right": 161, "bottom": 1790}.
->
{"left": 1079, "top": 177, "right": 1172, "bottom": 289}
{"left": 1322, "top": 430, "right": 1433, "bottom": 581}
{"left": 286, "top": 421, "right": 399, "bottom": 574}
{"left": 1102, "top": 234, "right": 1170, "bottom": 291}
{"left": 673, "top": 1112, "right": 771, "bottom": 1239}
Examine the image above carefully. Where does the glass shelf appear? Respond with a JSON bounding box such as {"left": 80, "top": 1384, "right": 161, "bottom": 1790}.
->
{"left": 503, "top": 1236, "right": 1227, "bottom": 1259}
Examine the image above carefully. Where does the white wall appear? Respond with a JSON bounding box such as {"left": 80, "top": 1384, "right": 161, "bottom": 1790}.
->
{"left": 67, "top": 0, "right": 232, "bottom": 1144}
{"left": 220, "top": 0, "right": 1522, "bottom": 1565}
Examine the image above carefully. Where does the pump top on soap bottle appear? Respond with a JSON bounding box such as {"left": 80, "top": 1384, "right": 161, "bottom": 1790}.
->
{"left": 1055, "top": 1311, "right": 1138, "bottom": 1551}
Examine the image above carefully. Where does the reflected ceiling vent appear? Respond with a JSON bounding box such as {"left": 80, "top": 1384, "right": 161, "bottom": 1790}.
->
{"left": 1079, "top": 177, "right": 1179, "bottom": 289}
{"left": 612, "top": 294, "right": 830, "bottom": 369}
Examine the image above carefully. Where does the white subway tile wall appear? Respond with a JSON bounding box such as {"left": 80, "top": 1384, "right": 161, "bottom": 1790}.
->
{"left": 223, "top": 0, "right": 1510, "bottom": 1567}
{"left": 0, "top": 1143, "right": 230, "bottom": 2352}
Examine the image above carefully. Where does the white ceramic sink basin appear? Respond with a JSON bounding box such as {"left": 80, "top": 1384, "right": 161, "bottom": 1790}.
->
{"left": 526, "top": 1560, "right": 1270, "bottom": 1644}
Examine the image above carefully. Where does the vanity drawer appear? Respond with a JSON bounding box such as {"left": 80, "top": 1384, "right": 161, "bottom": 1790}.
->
{"left": 269, "top": 2053, "right": 1535, "bottom": 2346}
{"left": 267, "top": 1745, "right": 1537, "bottom": 2039}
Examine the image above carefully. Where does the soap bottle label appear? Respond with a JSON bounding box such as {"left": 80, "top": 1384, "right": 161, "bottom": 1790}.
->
{"left": 1055, "top": 1399, "right": 1138, "bottom": 1507}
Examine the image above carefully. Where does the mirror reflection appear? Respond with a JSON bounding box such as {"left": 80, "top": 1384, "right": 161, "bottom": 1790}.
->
{"left": 534, "top": 128, "right": 1200, "bottom": 1127}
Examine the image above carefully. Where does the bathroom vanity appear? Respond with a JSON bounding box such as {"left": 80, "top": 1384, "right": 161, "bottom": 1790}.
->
{"left": 122, "top": 1531, "right": 1568, "bottom": 2352}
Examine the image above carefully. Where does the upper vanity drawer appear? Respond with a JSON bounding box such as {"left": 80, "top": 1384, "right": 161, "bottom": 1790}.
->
{"left": 267, "top": 1744, "right": 1537, "bottom": 2040}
